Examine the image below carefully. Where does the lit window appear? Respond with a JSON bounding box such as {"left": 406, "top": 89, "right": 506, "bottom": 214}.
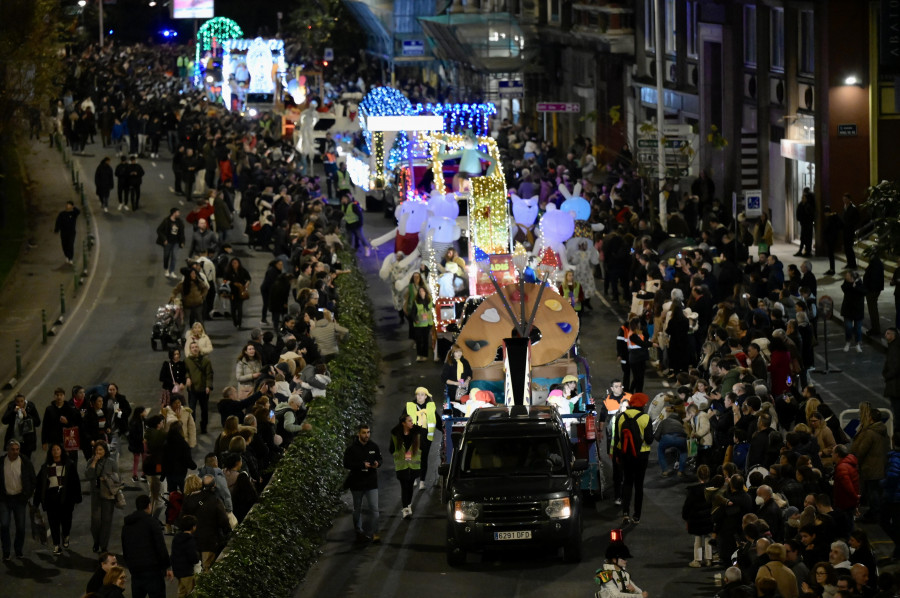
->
{"left": 665, "top": 0, "right": 677, "bottom": 55}
{"left": 645, "top": 0, "right": 656, "bottom": 51}
{"left": 549, "top": 0, "right": 560, "bottom": 24}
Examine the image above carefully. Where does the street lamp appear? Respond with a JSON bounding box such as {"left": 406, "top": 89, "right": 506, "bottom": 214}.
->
{"left": 844, "top": 75, "right": 860, "bottom": 86}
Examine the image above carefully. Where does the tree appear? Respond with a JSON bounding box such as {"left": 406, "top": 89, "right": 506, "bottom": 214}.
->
{"left": 0, "top": 0, "right": 63, "bottom": 140}
{"left": 861, "top": 180, "right": 900, "bottom": 258}
{"left": 288, "top": 0, "right": 354, "bottom": 55}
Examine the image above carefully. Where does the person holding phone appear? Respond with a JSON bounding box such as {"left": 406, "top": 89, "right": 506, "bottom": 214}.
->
{"left": 343, "top": 424, "right": 382, "bottom": 542}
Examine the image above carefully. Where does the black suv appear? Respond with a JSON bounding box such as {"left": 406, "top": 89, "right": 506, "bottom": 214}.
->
{"left": 439, "top": 405, "right": 586, "bottom": 566}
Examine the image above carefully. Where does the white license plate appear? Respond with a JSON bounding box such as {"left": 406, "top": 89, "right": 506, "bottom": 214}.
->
{"left": 494, "top": 530, "right": 532, "bottom": 541}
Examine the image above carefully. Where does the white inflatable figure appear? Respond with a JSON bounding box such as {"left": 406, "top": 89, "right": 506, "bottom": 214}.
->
{"left": 437, "top": 262, "right": 462, "bottom": 297}
{"left": 533, "top": 204, "right": 574, "bottom": 268}
{"left": 558, "top": 183, "right": 591, "bottom": 222}
{"left": 379, "top": 251, "right": 418, "bottom": 314}
{"left": 428, "top": 190, "right": 460, "bottom": 220}
{"left": 371, "top": 198, "right": 429, "bottom": 255}
{"left": 295, "top": 100, "right": 318, "bottom": 174}
{"left": 565, "top": 236, "right": 600, "bottom": 300}
{"left": 509, "top": 193, "right": 539, "bottom": 251}
{"left": 425, "top": 215, "right": 462, "bottom": 267}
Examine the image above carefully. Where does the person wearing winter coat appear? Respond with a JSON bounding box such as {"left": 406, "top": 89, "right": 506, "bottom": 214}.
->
{"left": 162, "top": 421, "right": 196, "bottom": 492}
{"left": 197, "top": 453, "right": 233, "bottom": 513}
{"left": 833, "top": 445, "right": 861, "bottom": 515}
{"left": 2, "top": 393, "right": 41, "bottom": 457}
{"left": 94, "top": 156, "right": 115, "bottom": 212}
{"left": 162, "top": 395, "right": 197, "bottom": 449}
{"left": 121, "top": 494, "right": 172, "bottom": 595}
{"left": 682, "top": 465, "right": 714, "bottom": 567}
{"left": 308, "top": 308, "right": 348, "bottom": 361}
{"left": 841, "top": 270, "right": 867, "bottom": 352}
{"left": 851, "top": 402, "right": 890, "bottom": 522}
{"left": 84, "top": 441, "right": 120, "bottom": 553}
{"left": 170, "top": 514, "right": 201, "bottom": 598}
{"left": 179, "top": 474, "right": 230, "bottom": 571}
{"left": 655, "top": 406, "right": 687, "bottom": 477}
{"left": 34, "top": 443, "right": 82, "bottom": 555}
{"left": 755, "top": 543, "right": 798, "bottom": 598}
{"left": 184, "top": 341, "right": 214, "bottom": 435}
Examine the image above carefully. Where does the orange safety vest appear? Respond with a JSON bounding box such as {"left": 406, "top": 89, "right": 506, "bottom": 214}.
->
{"left": 603, "top": 392, "right": 632, "bottom": 414}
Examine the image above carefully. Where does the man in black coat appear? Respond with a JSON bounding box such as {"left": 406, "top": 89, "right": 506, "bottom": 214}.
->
{"left": 0, "top": 440, "right": 37, "bottom": 560}
{"left": 842, "top": 193, "right": 860, "bottom": 269}
{"left": 94, "top": 156, "right": 114, "bottom": 213}
{"left": 795, "top": 188, "right": 816, "bottom": 257}
{"left": 342, "top": 424, "right": 383, "bottom": 543}
{"left": 41, "top": 387, "right": 80, "bottom": 460}
{"left": 125, "top": 155, "right": 146, "bottom": 211}
{"left": 864, "top": 254, "right": 885, "bottom": 336}
{"left": 122, "top": 494, "right": 172, "bottom": 598}
{"left": 2, "top": 393, "right": 41, "bottom": 457}
{"left": 53, "top": 201, "right": 80, "bottom": 265}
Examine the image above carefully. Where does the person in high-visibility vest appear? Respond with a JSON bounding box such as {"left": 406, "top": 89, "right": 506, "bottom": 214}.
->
{"left": 411, "top": 286, "right": 434, "bottom": 362}
{"left": 389, "top": 413, "right": 422, "bottom": 519}
{"left": 406, "top": 387, "right": 442, "bottom": 491}
{"left": 336, "top": 161, "right": 352, "bottom": 195}
{"left": 598, "top": 379, "right": 631, "bottom": 506}
{"left": 340, "top": 192, "right": 371, "bottom": 256}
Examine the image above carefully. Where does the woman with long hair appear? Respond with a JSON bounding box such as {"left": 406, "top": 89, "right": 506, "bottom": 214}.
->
{"left": 171, "top": 268, "right": 209, "bottom": 327}
{"left": 235, "top": 343, "right": 263, "bottom": 398}
{"left": 411, "top": 286, "right": 434, "bottom": 362}
{"left": 105, "top": 382, "right": 131, "bottom": 443}
{"left": 183, "top": 321, "right": 213, "bottom": 356}
{"left": 95, "top": 565, "right": 128, "bottom": 598}
{"left": 404, "top": 271, "right": 425, "bottom": 340}
{"left": 84, "top": 440, "right": 118, "bottom": 553}
{"left": 34, "top": 443, "right": 82, "bottom": 555}
{"left": 159, "top": 347, "right": 187, "bottom": 408}
{"left": 142, "top": 414, "right": 167, "bottom": 517}
{"left": 81, "top": 393, "right": 113, "bottom": 460}
{"left": 223, "top": 257, "right": 251, "bottom": 328}
{"left": 389, "top": 414, "right": 422, "bottom": 519}
{"left": 808, "top": 411, "right": 836, "bottom": 466}
{"left": 162, "top": 420, "right": 196, "bottom": 493}
{"left": 441, "top": 344, "right": 472, "bottom": 405}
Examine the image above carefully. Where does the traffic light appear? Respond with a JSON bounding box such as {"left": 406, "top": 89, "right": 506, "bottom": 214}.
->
{"left": 610, "top": 528, "right": 623, "bottom": 543}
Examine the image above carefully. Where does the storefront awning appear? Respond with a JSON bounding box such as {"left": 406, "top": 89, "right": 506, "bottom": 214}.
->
{"left": 343, "top": 1, "right": 393, "bottom": 59}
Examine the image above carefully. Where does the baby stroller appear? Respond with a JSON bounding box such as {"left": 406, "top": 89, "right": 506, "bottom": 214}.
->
{"left": 151, "top": 303, "right": 184, "bottom": 351}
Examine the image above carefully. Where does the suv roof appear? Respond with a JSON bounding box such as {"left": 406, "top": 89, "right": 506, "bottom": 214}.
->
{"left": 466, "top": 405, "right": 564, "bottom": 436}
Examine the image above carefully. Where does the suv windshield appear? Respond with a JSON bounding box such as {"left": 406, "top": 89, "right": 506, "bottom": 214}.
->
{"left": 459, "top": 436, "right": 566, "bottom": 476}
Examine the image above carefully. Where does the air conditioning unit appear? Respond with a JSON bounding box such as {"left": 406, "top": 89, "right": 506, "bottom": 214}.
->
{"left": 770, "top": 78, "right": 785, "bottom": 106}
{"left": 798, "top": 83, "right": 814, "bottom": 110}
{"left": 665, "top": 59, "right": 677, "bottom": 84}
{"left": 744, "top": 73, "right": 757, "bottom": 100}
{"left": 687, "top": 63, "right": 699, "bottom": 87}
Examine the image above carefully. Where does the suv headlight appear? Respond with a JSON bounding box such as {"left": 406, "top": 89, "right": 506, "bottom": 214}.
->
{"left": 545, "top": 498, "right": 571, "bottom": 520}
{"left": 454, "top": 501, "right": 480, "bottom": 522}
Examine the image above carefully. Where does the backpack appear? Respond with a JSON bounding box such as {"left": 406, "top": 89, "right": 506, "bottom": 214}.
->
{"left": 619, "top": 411, "right": 649, "bottom": 457}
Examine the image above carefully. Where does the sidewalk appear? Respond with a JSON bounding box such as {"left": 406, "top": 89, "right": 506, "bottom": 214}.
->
{"left": 764, "top": 241, "right": 896, "bottom": 353}
{"left": 0, "top": 138, "right": 94, "bottom": 398}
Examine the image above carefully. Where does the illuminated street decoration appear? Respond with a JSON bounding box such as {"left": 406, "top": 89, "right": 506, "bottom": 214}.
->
{"left": 221, "top": 38, "right": 286, "bottom": 112}
{"left": 194, "top": 17, "right": 243, "bottom": 86}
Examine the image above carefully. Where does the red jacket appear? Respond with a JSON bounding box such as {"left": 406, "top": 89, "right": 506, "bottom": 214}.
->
{"left": 768, "top": 349, "right": 792, "bottom": 396}
{"left": 833, "top": 454, "right": 861, "bottom": 510}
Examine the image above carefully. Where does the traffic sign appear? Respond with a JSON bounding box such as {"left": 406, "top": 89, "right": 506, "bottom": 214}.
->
{"left": 324, "top": 48, "right": 334, "bottom": 62}
{"left": 536, "top": 102, "right": 580, "bottom": 113}
{"left": 661, "top": 123, "right": 693, "bottom": 136}
{"left": 402, "top": 40, "right": 425, "bottom": 57}
{"left": 498, "top": 80, "right": 524, "bottom": 99}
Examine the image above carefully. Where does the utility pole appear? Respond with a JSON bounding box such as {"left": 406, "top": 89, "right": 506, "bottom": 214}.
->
{"left": 99, "top": 0, "right": 104, "bottom": 47}
{"left": 654, "top": 0, "right": 667, "bottom": 232}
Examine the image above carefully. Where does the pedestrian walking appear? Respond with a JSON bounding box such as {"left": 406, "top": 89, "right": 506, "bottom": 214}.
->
{"left": 127, "top": 407, "right": 148, "bottom": 483}
{"left": 840, "top": 270, "right": 866, "bottom": 352}
{"left": 343, "top": 424, "right": 382, "bottom": 543}
{"left": 864, "top": 254, "right": 884, "bottom": 336}
{"left": 54, "top": 201, "right": 80, "bottom": 265}
{"left": 2, "top": 393, "right": 41, "bottom": 458}
{"left": 184, "top": 341, "right": 214, "bottom": 434}
{"left": 823, "top": 205, "right": 842, "bottom": 276}
{"left": 340, "top": 191, "right": 371, "bottom": 256}
{"left": 179, "top": 474, "right": 230, "bottom": 571}
{"left": 125, "top": 155, "right": 145, "bottom": 211}
{"left": 615, "top": 392, "right": 653, "bottom": 526}
{"left": 121, "top": 494, "right": 173, "bottom": 598}
{"left": 84, "top": 440, "right": 119, "bottom": 553}
{"left": 411, "top": 286, "right": 434, "bottom": 362}
{"left": 842, "top": 193, "right": 860, "bottom": 269}
{"left": 171, "top": 514, "right": 201, "bottom": 597}
{"left": 406, "top": 387, "right": 441, "bottom": 490}
{"left": 34, "top": 442, "right": 82, "bottom": 555}
{"left": 795, "top": 188, "right": 815, "bottom": 257}
{"left": 0, "top": 440, "right": 36, "bottom": 560}
{"left": 222, "top": 257, "right": 251, "bottom": 328}
{"left": 156, "top": 208, "right": 185, "bottom": 279}
{"left": 389, "top": 414, "right": 422, "bottom": 520}
{"left": 94, "top": 156, "right": 114, "bottom": 213}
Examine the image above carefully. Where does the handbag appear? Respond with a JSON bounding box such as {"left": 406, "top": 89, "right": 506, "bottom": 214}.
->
{"left": 30, "top": 504, "right": 50, "bottom": 545}
{"left": 233, "top": 282, "right": 249, "bottom": 300}
{"left": 20, "top": 417, "right": 35, "bottom": 436}
{"left": 687, "top": 438, "right": 699, "bottom": 458}
{"left": 62, "top": 426, "right": 80, "bottom": 451}
{"left": 454, "top": 381, "right": 469, "bottom": 402}
{"left": 167, "top": 362, "right": 184, "bottom": 397}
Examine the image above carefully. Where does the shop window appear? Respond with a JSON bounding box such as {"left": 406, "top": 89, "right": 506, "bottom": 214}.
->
{"left": 771, "top": 7, "right": 785, "bottom": 72}
{"left": 645, "top": 0, "right": 655, "bottom": 52}
{"left": 799, "top": 10, "right": 814, "bottom": 75}
{"left": 687, "top": 1, "right": 698, "bottom": 59}
{"left": 744, "top": 5, "right": 757, "bottom": 67}
{"left": 665, "top": 0, "right": 677, "bottom": 55}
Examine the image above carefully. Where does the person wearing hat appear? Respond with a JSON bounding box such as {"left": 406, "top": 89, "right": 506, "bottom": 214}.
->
{"left": 406, "top": 387, "right": 441, "bottom": 491}
{"left": 615, "top": 392, "right": 653, "bottom": 526}
{"left": 594, "top": 540, "right": 648, "bottom": 597}
{"left": 561, "top": 374, "right": 583, "bottom": 410}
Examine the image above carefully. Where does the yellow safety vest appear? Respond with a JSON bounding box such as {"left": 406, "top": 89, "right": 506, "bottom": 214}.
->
{"left": 407, "top": 400, "right": 437, "bottom": 441}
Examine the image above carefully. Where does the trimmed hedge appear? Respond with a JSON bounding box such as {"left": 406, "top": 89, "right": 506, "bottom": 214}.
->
{"left": 192, "top": 249, "right": 380, "bottom": 598}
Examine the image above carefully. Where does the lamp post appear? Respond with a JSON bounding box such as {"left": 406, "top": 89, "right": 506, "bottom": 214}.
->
{"left": 79, "top": 0, "right": 104, "bottom": 47}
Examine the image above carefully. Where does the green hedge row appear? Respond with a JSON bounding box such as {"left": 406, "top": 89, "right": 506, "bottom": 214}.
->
{"left": 193, "top": 249, "right": 380, "bottom": 598}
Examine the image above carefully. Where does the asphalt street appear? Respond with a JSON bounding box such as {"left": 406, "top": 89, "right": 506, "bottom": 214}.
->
{"left": 1, "top": 137, "right": 895, "bottom": 598}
